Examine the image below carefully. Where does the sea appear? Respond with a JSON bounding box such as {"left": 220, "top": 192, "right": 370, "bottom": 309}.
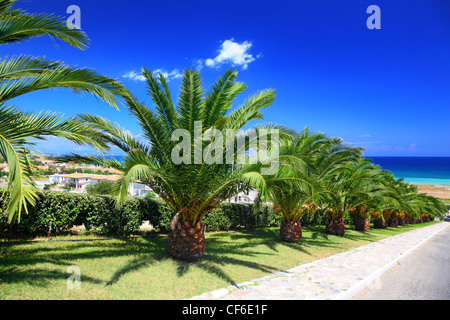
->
{"left": 367, "top": 157, "right": 450, "bottom": 185}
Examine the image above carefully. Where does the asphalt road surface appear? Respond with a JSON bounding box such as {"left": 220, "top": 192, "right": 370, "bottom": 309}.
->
{"left": 353, "top": 222, "right": 450, "bottom": 300}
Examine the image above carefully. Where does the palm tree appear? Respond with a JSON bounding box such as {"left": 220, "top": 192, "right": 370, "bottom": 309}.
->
{"left": 404, "top": 187, "right": 445, "bottom": 223}
{"left": 301, "top": 139, "right": 363, "bottom": 236}
{"left": 349, "top": 205, "right": 372, "bottom": 232}
{"left": 350, "top": 168, "right": 406, "bottom": 232}
{"left": 321, "top": 159, "right": 382, "bottom": 236}
{"left": 371, "top": 210, "right": 386, "bottom": 228}
{"left": 381, "top": 179, "right": 418, "bottom": 226}
{"left": 265, "top": 130, "right": 373, "bottom": 238}
{"left": 397, "top": 210, "right": 406, "bottom": 225}
{"left": 257, "top": 128, "right": 336, "bottom": 242}
{"left": 62, "top": 68, "right": 283, "bottom": 261}
{"left": 356, "top": 170, "right": 445, "bottom": 230}
{"left": 0, "top": 0, "right": 128, "bottom": 221}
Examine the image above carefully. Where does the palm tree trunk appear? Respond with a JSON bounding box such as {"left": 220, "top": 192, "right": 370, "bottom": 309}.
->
{"left": 373, "top": 217, "right": 386, "bottom": 229}
{"left": 279, "top": 219, "right": 302, "bottom": 242}
{"left": 325, "top": 217, "right": 346, "bottom": 236}
{"left": 354, "top": 216, "right": 370, "bottom": 232}
{"left": 168, "top": 213, "right": 205, "bottom": 262}
{"left": 387, "top": 216, "right": 398, "bottom": 228}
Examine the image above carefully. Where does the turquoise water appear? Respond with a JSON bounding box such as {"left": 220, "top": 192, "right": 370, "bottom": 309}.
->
{"left": 367, "top": 157, "right": 450, "bottom": 185}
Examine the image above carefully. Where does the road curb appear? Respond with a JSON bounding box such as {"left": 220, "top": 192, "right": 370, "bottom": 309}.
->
{"left": 331, "top": 222, "right": 449, "bottom": 300}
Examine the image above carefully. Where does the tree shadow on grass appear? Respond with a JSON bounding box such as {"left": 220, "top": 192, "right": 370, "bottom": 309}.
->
{"left": 0, "top": 229, "right": 301, "bottom": 292}
{"left": 0, "top": 224, "right": 389, "bottom": 295}
{"left": 0, "top": 266, "right": 104, "bottom": 288}
{"left": 304, "top": 224, "right": 420, "bottom": 245}
{"left": 0, "top": 236, "right": 169, "bottom": 289}
{"left": 106, "top": 230, "right": 290, "bottom": 287}
{"left": 340, "top": 224, "right": 415, "bottom": 242}
{"left": 174, "top": 253, "right": 280, "bottom": 285}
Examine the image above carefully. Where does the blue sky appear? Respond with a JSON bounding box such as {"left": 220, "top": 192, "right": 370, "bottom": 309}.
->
{"left": 4, "top": 0, "right": 450, "bottom": 156}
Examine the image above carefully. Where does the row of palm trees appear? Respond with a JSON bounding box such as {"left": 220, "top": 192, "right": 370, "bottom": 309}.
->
{"left": 61, "top": 70, "right": 447, "bottom": 262}
{"left": 257, "top": 128, "right": 445, "bottom": 238}
{"left": 1, "top": 0, "right": 446, "bottom": 262}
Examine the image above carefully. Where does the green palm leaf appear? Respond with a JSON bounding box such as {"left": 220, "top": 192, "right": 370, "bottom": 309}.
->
{"left": 0, "top": 0, "right": 129, "bottom": 221}
{"left": 0, "top": 1, "right": 89, "bottom": 49}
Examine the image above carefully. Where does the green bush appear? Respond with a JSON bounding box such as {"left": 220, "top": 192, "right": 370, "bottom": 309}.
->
{"left": 203, "top": 203, "right": 280, "bottom": 231}
{"left": 1, "top": 191, "right": 342, "bottom": 239}
{"left": 85, "top": 180, "right": 115, "bottom": 195}
{"left": 143, "top": 201, "right": 281, "bottom": 232}
{"left": 143, "top": 199, "right": 174, "bottom": 232}
{"left": 86, "top": 197, "right": 147, "bottom": 235}
{"left": 76, "top": 195, "right": 115, "bottom": 234}
{"left": 33, "top": 192, "right": 86, "bottom": 232}
{"left": 300, "top": 209, "right": 353, "bottom": 226}
{"left": 0, "top": 192, "right": 89, "bottom": 237}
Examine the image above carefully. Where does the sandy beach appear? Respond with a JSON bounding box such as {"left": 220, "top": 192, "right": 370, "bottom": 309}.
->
{"left": 414, "top": 184, "right": 450, "bottom": 200}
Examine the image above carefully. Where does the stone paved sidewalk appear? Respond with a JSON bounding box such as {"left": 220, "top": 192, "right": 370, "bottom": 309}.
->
{"left": 189, "top": 222, "right": 449, "bottom": 300}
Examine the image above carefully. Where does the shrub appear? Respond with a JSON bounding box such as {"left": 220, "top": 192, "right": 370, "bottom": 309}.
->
{"left": 0, "top": 192, "right": 90, "bottom": 237}
{"left": 0, "top": 191, "right": 334, "bottom": 239}
{"left": 299, "top": 209, "right": 352, "bottom": 226}
{"left": 204, "top": 203, "right": 280, "bottom": 231}
{"left": 86, "top": 197, "right": 147, "bottom": 235}
{"left": 33, "top": 192, "right": 86, "bottom": 232}
{"left": 85, "top": 180, "right": 115, "bottom": 195}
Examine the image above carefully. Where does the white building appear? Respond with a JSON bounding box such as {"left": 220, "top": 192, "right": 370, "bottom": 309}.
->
{"left": 48, "top": 173, "right": 157, "bottom": 197}
{"left": 226, "top": 188, "right": 259, "bottom": 204}
{"left": 128, "top": 182, "right": 154, "bottom": 197}
{"left": 47, "top": 173, "right": 258, "bottom": 201}
{"left": 48, "top": 174, "right": 65, "bottom": 184}
{"left": 48, "top": 173, "right": 121, "bottom": 192}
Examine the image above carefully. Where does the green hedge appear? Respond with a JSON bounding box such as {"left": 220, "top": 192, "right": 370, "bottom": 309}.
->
{"left": 1, "top": 191, "right": 353, "bottom": 239}
{"left": 203, "top": 203, "right": 280, "bottom": 231}
{"left": 0, "top": 191, "right": 283, "bottom": 238}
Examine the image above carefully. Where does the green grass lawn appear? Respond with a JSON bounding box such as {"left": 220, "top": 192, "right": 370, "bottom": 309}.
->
{"left": 0, "top": 221, "right": 440, "bottom": 300}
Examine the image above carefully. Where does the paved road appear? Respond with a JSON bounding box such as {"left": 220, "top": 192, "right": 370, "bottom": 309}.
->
{"left": 189, "top": 222, "right": 448, "bottom": 300}
{"left": 353, "top": 222, "right": 450, "bottom": 300}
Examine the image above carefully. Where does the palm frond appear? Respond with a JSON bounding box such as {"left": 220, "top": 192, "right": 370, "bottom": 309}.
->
{"left": 0, "top": 5, "right": 89, "bottom": 49}
{"left": 224, "top": 89, "right": 275, "bottom": 130}
{"left": 176, "top": 69, "right": 204, "bottom": 135}
{"left": 0, "top": 58, "right": 127, "bottom": 109}
{"left": 202, "top": 69, "right": 237, "bottom": 128}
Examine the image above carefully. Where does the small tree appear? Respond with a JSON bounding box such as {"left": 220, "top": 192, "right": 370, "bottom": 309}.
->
{"left": 65, "top": 181, "right": 76, "bottom": 189}
{"left": 86, "top": 181, "right": 114, "bottom": 195}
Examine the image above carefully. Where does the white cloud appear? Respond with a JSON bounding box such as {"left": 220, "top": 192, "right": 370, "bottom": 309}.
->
{"left": 122, "top": 71, "right": 145, "bottom": 82}
{"left": 201, "top": 39, "right": 258, "bottom": 70}
{"left": 193, "top": 59, "right": 204, "bottom": 71}
{"left": 122, "top": 68, "right": 183, "bottom": 82}
{"left": 205, "top": 58, "right": 216, "bottom": 67}
{"left": 153, "top": 68, "right": 183, "bottom": 81}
